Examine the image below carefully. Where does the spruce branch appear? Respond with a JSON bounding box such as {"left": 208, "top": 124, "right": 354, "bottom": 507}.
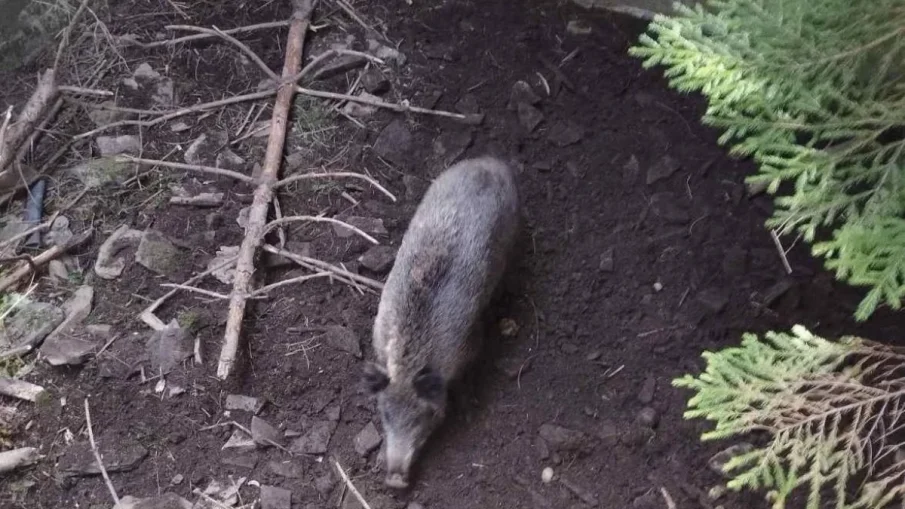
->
{"left": 676, "top": 326, "right": 905, "bottom": 509}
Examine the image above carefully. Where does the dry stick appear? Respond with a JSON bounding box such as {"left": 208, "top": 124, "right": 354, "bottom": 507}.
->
{"left": 217, "top": 0, "right": 316, "bottom": 380}
{"left": 160, "top": 284, "right": 231, "bottom": 300}
{"left": 15, "top": 97, "right": 64, "bottom": 163}
{"left": 0, "top": 229, "right": 92, "bottom": 293}
{"left": 129, "top": 20, "right": 292, "bottom": 49}
{"left": 0, "top": 69, "right": 58, "bottom": 174}
{"left": 250, "top": 271, "right": 331, "bottom": 297}
{"left": 139, "top": 255, "right": 239, "bottom": 330}
{"left": 74, "top": 90, "right": 276, "bottom": 140}
{"left": 84, "top": 399, "right": 120, "bottom": 505}
{"left": 167, "top": 25, "right": 280, "bottom": 82}
{"left": 274, "top": 170, "right": 396, "bottom": 201}
{"left": 0, "top": 377, "right": 46, "bottom": 402}
{"left": 265, "top": 215, "right": 379, "bottom": 244}
{"left": 295, "top": 85, "right": 468, "bottom": 120}
{"left": 119, "top": 156, "right": 255, "bottom": 183}
{"left": 52, "top": 0, "right": 91, "bottom": 71}
{"left": 293, "top": 49, "right": 384, "bottom": 83}
{"left": 770, "top": 229, "right": 793, "bottom": 274}
{"left": 333, "top": 458, "right": 374, "bottom": 509}
{"left": 58, "top": 86, "right": 112, "bottom": 97}
{"left": 262, "top": 244, "right": 382, "bottom": 290}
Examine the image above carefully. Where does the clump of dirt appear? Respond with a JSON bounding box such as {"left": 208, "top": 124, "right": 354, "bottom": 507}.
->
{"left": 0, "top": 1, "right": 901, "bottom": 509}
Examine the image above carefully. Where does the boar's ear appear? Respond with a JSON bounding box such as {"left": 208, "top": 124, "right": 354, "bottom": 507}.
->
{"left": 413, "top": 366, "right": 445, "bottom": 404}
{"left": 362, "top": 362, "right": 389, "bottom": 394}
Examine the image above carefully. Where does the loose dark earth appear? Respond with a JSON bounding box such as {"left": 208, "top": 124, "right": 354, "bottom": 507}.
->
{"left": 1, "top": 1, "right": 901, "bottom": 509}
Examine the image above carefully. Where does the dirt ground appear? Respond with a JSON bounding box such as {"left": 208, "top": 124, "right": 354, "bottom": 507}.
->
{"left": 1, "top": 1, "right": 902, "bottom": 508}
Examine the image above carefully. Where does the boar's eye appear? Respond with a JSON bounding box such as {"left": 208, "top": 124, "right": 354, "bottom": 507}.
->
{"left": 413, "top": 365, "right": 445, "bottom": 405}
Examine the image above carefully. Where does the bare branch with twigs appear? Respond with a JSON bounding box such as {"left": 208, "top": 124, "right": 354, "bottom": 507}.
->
{"left": 262, "top": 244, "right": 382, "bottom": 291}
{"left": 217, "top": 0, "right": 317, "bottom": 380}
{"left": 274, "top": 169, "right": 396, "bottom": 201}
{"left": 167, "top": 24, "right": 281, "bottom": 82}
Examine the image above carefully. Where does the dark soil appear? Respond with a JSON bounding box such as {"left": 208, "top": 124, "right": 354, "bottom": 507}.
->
{"left": 2, "top": 1, "right": 902, "bottom": 509}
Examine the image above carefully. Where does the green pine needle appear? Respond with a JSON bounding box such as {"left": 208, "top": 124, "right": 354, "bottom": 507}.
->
{"left": 676, "top": 326, "right": 905, "bottom": 509}
{"left": 630, "top": 0, "right": 905, "bottom": 320}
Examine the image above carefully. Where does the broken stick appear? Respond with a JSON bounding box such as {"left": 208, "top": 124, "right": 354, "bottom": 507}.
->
{"left": 0, "top": 377, "right": 47, "bottom": 402}
{"left": 0, "top": 229, "right": 92, "bottom": 293}
{"left": 217, "top": 0, "right": 317, "bottom": 380}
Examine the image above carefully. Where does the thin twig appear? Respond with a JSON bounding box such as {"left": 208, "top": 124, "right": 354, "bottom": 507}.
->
{"left": 139, "top": 256, "right": 238, "bottom": 330}
{"left": 0, "top": 229, "right": 92, "bottom": 293}
{"left": 274, "top": 170, "right": 396, "bottom": 201}
{"left": 770, "top": 229, "right": 793, "bottom": 274}
{"left": 53, "top": 0, "right": 91, "bottom": 71}
{"left": 293, "top": 49, "right": 384, "bottom": 83}
{"left": 167, "top": 25, "right": 280, "bottom": 82}
{"left": 659, "top": 487, "right": 677, "bottom": 509}
{"left": 265, "top": 215, "right": 379, "bottom": 244}
{"left": 333, "top": 458, "right": 374, "bottom": 509}
{"left": 74, "top": 90, "right": 276, "bottom": 140}
{"left": 250, "top": 271, "right": 331, "bottom": 297}
{"left": 159, "top": 284, "right": 231, "bottom": 300}
{"left": 262, "top": 244, "right": 382, "bottom": 291}
{"left": 295, "top": 85, "right": 468, "bottom": 120}
{"left": 120, "top": 156, "right": 255, "bottom": 183}
{"left": 84, "top": 399, "right": 119, "bottom": 504}
{"left": 133, "top": 20, "right": 291, "bottom": 49}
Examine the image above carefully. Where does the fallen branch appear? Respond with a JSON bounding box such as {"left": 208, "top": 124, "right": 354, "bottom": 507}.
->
{"left": 250, "top": 271, "right": 331, "bottom": 297}
{"left": 84, "top": 399, "right": 120, "bottom": 505}
{"left": 0, "top": 70, "right": 58, "bottom": 175}
{"left": 167, "top": 25, "right": 280, "bottom": 82}
{"left": 0, "top": 229, "right": 92, "bottom": 293}
{"left": 217, "top": 0, "right": 317, "bottom": 380}
{"left": 119, "top": 156, "right": 255, "bottom": 183}
{"left": 0, "top": 447, "right": 40, "bottom": 474}
{"left": 274, "top": 170, "right": 396, "bottom": 201}
{"left": 0, "top": 377, "right": 47, "bottom": 402}
{"left": 262, "top": 244, "right": 382, "bottom": 291}
{"left": 129, "top": 20, "right": 292, "bottom": 49}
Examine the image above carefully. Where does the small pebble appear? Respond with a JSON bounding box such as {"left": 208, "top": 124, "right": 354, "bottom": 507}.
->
{"left": 541, "top": 466, "right": 554, "bottom": 483}
{"left": 653, "top": 281, "right": 663, "bottom": 292}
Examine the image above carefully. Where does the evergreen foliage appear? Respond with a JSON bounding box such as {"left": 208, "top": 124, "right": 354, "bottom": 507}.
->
{"left": 629, "top": 0, "right": 905, "bottom": 320}
{"left": 676, "top": 326, "right": 905, "bottom": 509}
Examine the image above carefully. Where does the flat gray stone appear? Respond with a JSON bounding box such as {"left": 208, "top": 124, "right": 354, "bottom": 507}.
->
{"left": 324, "top": 326, "right": 361, "bottom": 358}
{"left": 547, "top": 121, "right": 584, "bottom": 147}
{"left": 59, "top": 435, "right": 148, "bottom": 477}
{"left": 225, "top": 394, "right": 264, "bottom": 413}
{"left": 67, "top": 157, "right": 134, "bottom": 188}
{"left": 373, "top": 119, "right": 412, "bottom": 166}
{"left": 146, "top": 320, "right": 192, "bottom": 374}
{"left": 0, "top": 301, "right": 64, "bottom": 351}
{"left": 268, "top": 460, "right": 305, "bottom": 479}
{"left": 354, "top": 422, "right": 382, "bottom": 456}
{"left": 135, "top": 230, "right": 186, "bottom": 277}
{"left": 358, "top": 246, "right": 396, "bottom": 273}
{"left": 96, "top": 135, "right": 141, "bottom": 157}
{"left": 290, "top": 419, "right": 337, "bottom": 455}
{"left": 251, "top": 416, "right": 283, "bottom": 447}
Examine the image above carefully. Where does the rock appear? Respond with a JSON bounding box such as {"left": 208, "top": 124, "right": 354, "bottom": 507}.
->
{"left": 47, "top": 260, "right": 69, "bottom": 283}
{"left": 358, "top": 246, "right": 396, "bottom": 273}
{"left": 645, "top": 155, "right": 681, "bottom": 185}
{"left": 133, "top": 62, "right": 160, "bottom": 80}
{"left": 454, "top": 94, "right": 480, "bottom": 115}
{"left": 153, "top": 78, "right": 176, "bottom": 107}
{"left": 225, "top": 394, "right": 264, "bottom": 413}
{"left": 499, "top": 318, "right": 519, "bottom": 337}
{"left": 432, "top": 129, "right": 474, "bottom": 168}
{"left": 709, "top": 443, "right": 754, "bottom": 477}
{"left": 251, "top": 416, "right": 283, "bottom": 447}
{"left": 367, "top": 39, "right": 406, "bottom": 66}
{"left": 170, "top": 121, "right": 191, "bottom": 133}
{"left": 636, "top": 407, "right": 659, "bottom": 428}
{"left": 290, "top": 419, "right": 338, "bottom": 454}
{"left": 566, "top": 19, "right": 593, "bottom": 35}
{"left": 269, "top": 460, "right": 305, "bottom": 478}
{"left": 222, "top": 429, "right": 255, "bottom": 450}
{"left": 697, "top": 288, "right": 729, "bottom": 313}
{"left": 96, "top": 135, "right": 141, "bottom": 157}
{"left": 373, "top": 119, "right": 413, "bottom": 166}
{"left": 171, "top": 473, "right": 184, "bottom": 485}
{"left": 538, "top": 424, "right": 588, "bottom": 452}
{"left": 113, "top": 493, "right": 192, "bottom": 509}
{"left": 598, "top": 247, "right": 614, "bottom": 272}
{"left": 216, "top": 149, "right": 245, "bottom": 172}
{"left": 342, "top": 92, "right": 380, "bottom": 117}
{"left": 649, "top": 192, "right": 690, "bottom": 224}
{"left": 122, "top": 77, "right": 140, "bottom": 90}
{"left": 762, "top": 279, "right": 795, "bottom": 307}
{"left": 0, "top": 300, "right": 64, "bottom": 351}
{"left": 135, "top": 230, "right": 185, "bottom": 277}
{"left": 185, "top": 133, "right": 213, "bottom": 166}
{"left": 94, "top": 225, "right": 143, "bottom": 279}
{"left": 324, "top": 326, "right": 361, "bottom": 358}
{"left": 518, "top": 103, "right": 544, "bottom": 132}
{"left": 221, "top": 450, "right": 259, "bottom": 469}
{"left": 43, "top": 216, "right": 73, "bottom": 247}
{"left": 67, "top": 156, "right": 134, "bottom": 188}
{"left": 509, "top": 80, "right": 541, "bottom": 108}
{"left": 59, "top": 436, "right": 148, "bottom": 477}
{"left": 622, "top": 155, "right": 641, "bottom": 186}
{"left": 547, "top": 121, "right": 584, "bottom": 147}
{"left": 541, "top": 466, "right": 554, "bottom": 483}
{"left": 260, "top": 485, "right": 292, "bottom": 509}
{"left": 207, "top": 245, "right": 239, "bottom": 285}
{"left": 88, "top": 101, "right": 136, "bottom": 128}
{"left": 312, "top": 54, "right": 368, "bottom": 80}
{"left": 361, "top": 67, "right": 390, "bottom": 95}
{"left": 146, "top": 320, "right": 193, "bottom": 374}
{"left": 40, "top": 327, "right": 99, "bottom": 366}
{"left": 333, "top": 216, "right": 387, "bottom": 238}
{"left": 354, "top": 422, "right": 382, "bottom": 456}
{"left": 637, "top": 378, "right": 656, "bottom": 404}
